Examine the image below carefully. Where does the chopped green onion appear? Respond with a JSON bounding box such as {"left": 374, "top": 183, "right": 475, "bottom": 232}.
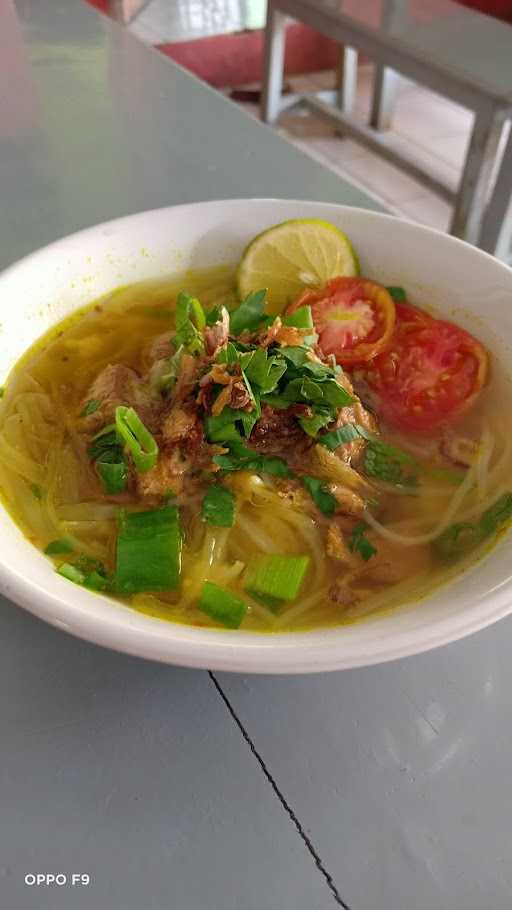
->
{"left": 427, "top": 467, "right": 466, "bottom": 485}
{"left": 88, "top": 423, "right": 128, "bottom": 492}
{"left": 189, "top": 296, "right": 206, "bottom": 331}
{"left": 319, "top": 424, "right": 362, "bottom": 450}
{"left": 74, "top": 555, "right": 106, "bottom": 575}
{"left": 302, "top": 475, "right": 337, "bottom": 516}
{"left": 283, "top": 305, "right": 314, "bottom": 329}
{"left": 84, "top": 570, "right": 109, "bottom": 591}
{"left": 58, "top": 563, "right": 85, "bottom": 585}
{"left": 0, "top": 386, "right": 4, "bottom": 399}
{"left": 80, "top": 399, "right": 101, "bottom": 417}
{"left": 433, "top": 522, "right": 481, "bottom": 563}
{"left": 115, "top": 406, "right": 158, "bottom": 473}
{"left": 230, "top": 289, "right": 267, "bottom": 335}
{"left": 197, "top": 581, "right": 247, "bottom": 629}
{"left": 115, "top": 506, "right": 182, "bottom": 594}
{"left": 140, "top": 305, "right": 174, "bottom": 320}
{"left": 96, "top": 457, "right": 128, "bottom": 494}
{"left": 202, "top": 485, "right": 236, "bottom": 527}
{"left": 158, "top": 345, "right": 184, "bottom": 394}
{"left": 480, "top": 492, "right": 512, "bottom": 535}
{"left": 244, "top": 554, "right": 310, "bottom": 612}
{"left": 434, "top": 492, "right": 512, "bottom": 563}
{"left": 30, "top": 483, "right": 43, "bottom": 500}
{"left": 174, "top": 291, "right": 205, "bottom": 354}
{"left": 45, "top": 538, "right": 74, "bottom": 555}
{"left": 386, "top": 286, "right": 407, "bottom": 301}
{"left": 57, "top": 557, "right": 110, "bottom": 591}
{"left": 348, "top": 523, "right": 377, "bottom": 561}
{"left": 87, "top": 424, "right": 119, "bottom": 460}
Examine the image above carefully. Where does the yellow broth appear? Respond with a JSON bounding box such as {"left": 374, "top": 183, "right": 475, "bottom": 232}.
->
{"left": 0, "top": 268, "right": 510, "bottom": 632}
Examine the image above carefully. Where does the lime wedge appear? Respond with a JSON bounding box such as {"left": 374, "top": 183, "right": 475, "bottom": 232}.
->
{"left": 237, "top": 219, "right": 359, "bottom": 314}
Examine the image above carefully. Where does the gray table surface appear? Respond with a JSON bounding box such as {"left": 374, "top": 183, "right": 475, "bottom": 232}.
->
{"left": 1, "top": 2, "right": 511, "bottom": 909}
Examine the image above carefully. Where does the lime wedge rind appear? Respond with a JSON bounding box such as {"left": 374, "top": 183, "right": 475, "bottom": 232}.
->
{"left": 237, "top": 218, "right": 359, "bottom": 314}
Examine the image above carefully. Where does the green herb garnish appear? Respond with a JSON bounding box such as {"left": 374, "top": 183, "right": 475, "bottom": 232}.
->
{"left": 386, "top": 286, "right": 407, "bottom": 301}
{"left": 302, "top": 475, "right": 337, "bottom": 516}
{"left": 201, "top": 485, "right": 236, "bottom": 527}
{"left": 229, "top": 289, "right": 267, "bottom": 335}
{"left": 434, "top": 492, "right": 512, "bottom": 563}
{"left": 364, "top": 439, "right": 418, "bottom": 486}
{"left": 212, "top": 441, "right": 291, "bottom": 478}
{"left": 80, "top": 399, "right": 101, "bottom": 417}
{"left": 282, "top": 305, "right": 314, "bottom": 329}
{"left": 205, "top": 304, "right": 222, "bottom": 326}
{"left": 88, "top": 423, "right": 128, "bottom": 494}
{"left": 348, "top": 523, "right": 377, "bottom": 561}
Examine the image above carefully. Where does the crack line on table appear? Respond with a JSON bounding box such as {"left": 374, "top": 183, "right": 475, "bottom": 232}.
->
{"left": 209, "top": 671, "right": 351, "bottom": 910}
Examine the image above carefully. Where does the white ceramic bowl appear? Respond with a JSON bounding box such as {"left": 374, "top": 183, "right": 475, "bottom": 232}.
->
{"left": 1, "top": 199, "right": 511, "bottom": 673}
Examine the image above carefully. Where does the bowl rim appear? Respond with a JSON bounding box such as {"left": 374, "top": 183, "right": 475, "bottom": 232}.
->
{"left": 1, "top": 198, "right": 512, "bottom": 674}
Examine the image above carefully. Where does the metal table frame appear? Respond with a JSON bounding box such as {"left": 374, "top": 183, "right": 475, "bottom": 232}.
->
{"left": 261, "top": 0, "right": 512, "bottom": 250}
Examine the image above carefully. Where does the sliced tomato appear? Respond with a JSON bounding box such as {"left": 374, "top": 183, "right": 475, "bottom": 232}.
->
{"left": 364, "top": 314, "right": 488, "bottom": 433}
{"left": 394, "top": 301, "right": 433, "bottom": 330}
{"left": 288, "top": 277, "right": 396, "bottom": 365}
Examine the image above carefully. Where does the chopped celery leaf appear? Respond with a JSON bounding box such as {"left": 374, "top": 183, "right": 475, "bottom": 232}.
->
{"left": 348, "top": 523, "right": 377, "bottom": 561}
{"left": 80, "top": 399, "right": 101, "bottom": 417}
{"left": 386, "top": 286, "right": 407, "bottom": 301}
{"left": 174, "top": 291, "right": 205, "bottom": 354}
{"left": 302, "top": 476, "right": 337, "bottom": 516}
{"left": 282, "top": 305, "right": 314, "bottom": 329}
{"left": 230, "top": 289, "right": 267, "bottom": 335}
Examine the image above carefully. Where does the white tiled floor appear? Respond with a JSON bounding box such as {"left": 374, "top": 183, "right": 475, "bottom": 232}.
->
{"left": 127, "top": 2, "right": 474, "bottom": 233}
{"left": 127, "top": 0, "right": 482, "bottom": 237}
{"left": 130, "top": 0, "right": 266, "bottom": 43}
{"left": 238, "top": 66, "right": 475, "bottom": 232}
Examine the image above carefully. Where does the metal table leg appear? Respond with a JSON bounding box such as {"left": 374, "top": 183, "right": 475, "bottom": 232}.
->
{"left": 369, "top": 0, "right": 406, "bottom": 131}
{"left": 479, "top": 121, "right": 512, "bottom": 259}
{"left": 450, "top": 106, "right": 505, "bottom": 243}
{"left": 370, "top": 67, "right": 399, "bottom": 131}
{"left": 337, "top": 46, "right": 358, "bottom": 114}
{"left": 261, "top": 2, "right": 287, "bottom": 124}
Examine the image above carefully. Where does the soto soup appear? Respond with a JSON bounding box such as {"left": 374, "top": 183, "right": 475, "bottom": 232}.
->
{"left": 0, "top": 220, "right": 511, "bottom": 632}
